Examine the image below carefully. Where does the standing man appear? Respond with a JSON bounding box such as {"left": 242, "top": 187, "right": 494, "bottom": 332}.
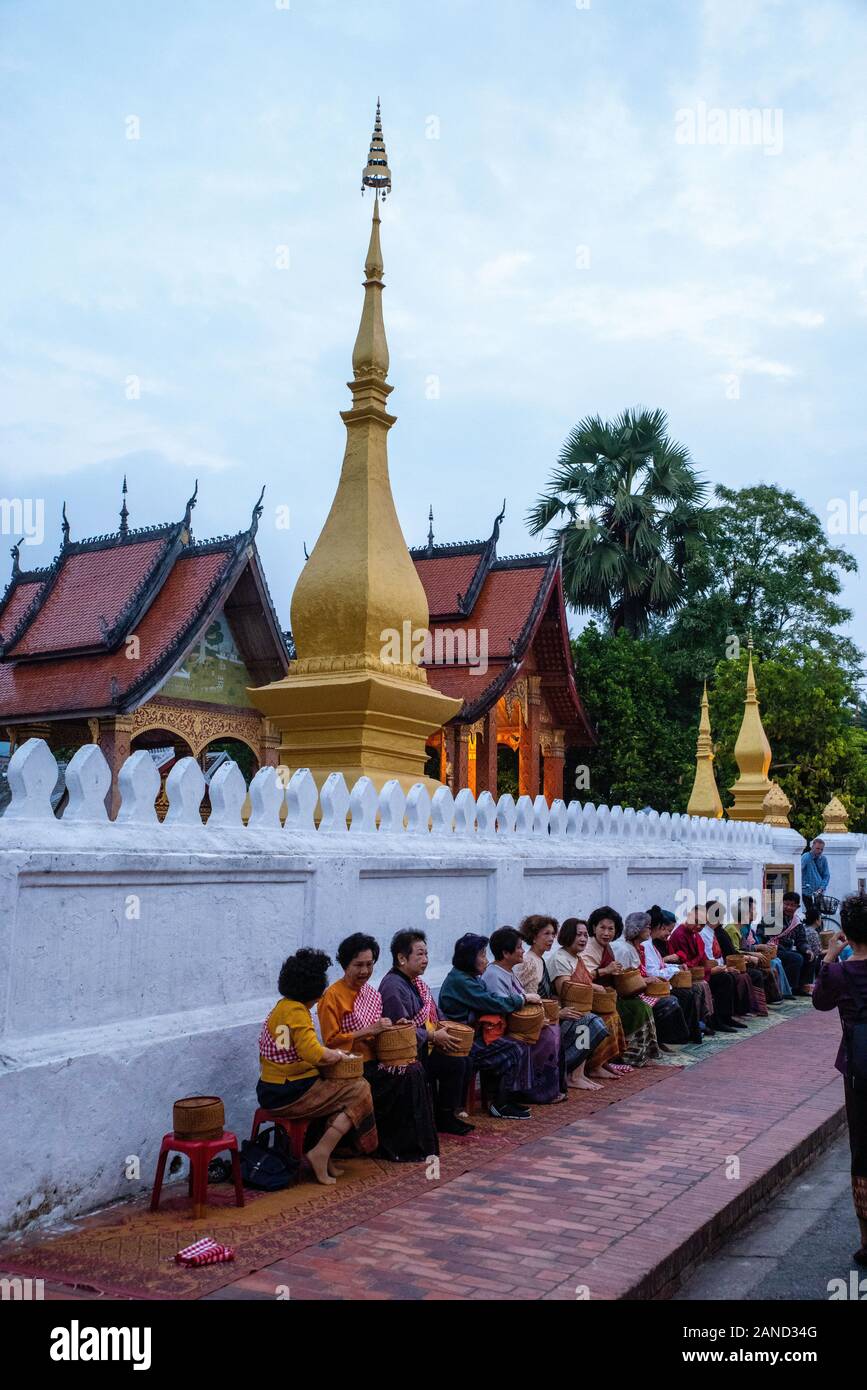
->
{"left": 801, "top": 837, "right": 831, "bottom": 916}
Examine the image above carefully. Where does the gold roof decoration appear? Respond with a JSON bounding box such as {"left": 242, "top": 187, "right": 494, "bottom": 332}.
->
{"left": 728, "top": 637, "right": 774, "bottom": 822}
{"left": 822, "top": 795, "right": 849, "bottom": 834}
{"left": 686, "top": 681, "right": 723, "bottom": 819}
{"left": 361, "top": 98, "right": 391, "bottom": 198}
{"left": 762, "top": 781, "right": 791, "bottom": 828}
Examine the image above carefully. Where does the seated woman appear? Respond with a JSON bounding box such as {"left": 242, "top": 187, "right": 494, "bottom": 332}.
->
{"left": 582, "top": 907, "right": 663, "bottom": 1067}
{"left": 438, "top": 933, "right": 533, "bottom": 1119}
{"left": 317, "top": 932, "right": 439, "bottom": 1163}
{"left": 706, "top": 901, "right": 768, "bottom": 1016}
{"left": 547, "top": 917, "right": 633, "bottom": 1077}
{"left": 378, "top": 928, "right": 473, "bottom": 1136}
{"left": 482, "top": 926, "right": 565, "bottom": 1103}
{"left": 257, "top": 947, "right": 377, "bottom": 1185}
{"left": 668, "top": 908, "right": 745, "bottom": 1032}
{"left": 646, "top": 906, "right": 714, "bottom": 1033}
{"left": 612, "top": 911, "right": 698, "bottom": 1044}
{"left": 515, "top": 914, "right": 612, "bottom": 1090}
{"left": 777, "top": 892, "right": 818, "bottom": 996}
{"left": 738, "top": 896, "right": 792, "bottom": 1000}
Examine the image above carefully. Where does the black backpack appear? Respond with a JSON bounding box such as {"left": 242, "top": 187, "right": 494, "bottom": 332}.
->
{"left": 238, "top": 1125, "right": 301, "bottom": 1190}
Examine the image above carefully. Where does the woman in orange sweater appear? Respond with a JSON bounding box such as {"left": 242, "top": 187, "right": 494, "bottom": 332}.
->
{"left": 258, "top": 947, "right": 377, "bottom": 1185}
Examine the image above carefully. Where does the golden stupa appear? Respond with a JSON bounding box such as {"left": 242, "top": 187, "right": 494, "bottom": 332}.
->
{"left": 249, "top": 103, "right": 461, "bottom": 792}
{"left": 728, "top": 640, "right": 773, "bottom": 821}
{"left": 686, "top": 681, "right": 723, "bottom": 818}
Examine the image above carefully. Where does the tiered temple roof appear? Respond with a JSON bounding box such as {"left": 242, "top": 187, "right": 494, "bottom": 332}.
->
{"left": 410, "top": 507, "right": 594, "bottom": 742}
{"left": 0, "top": 487, "right": 289, "bottom": 722}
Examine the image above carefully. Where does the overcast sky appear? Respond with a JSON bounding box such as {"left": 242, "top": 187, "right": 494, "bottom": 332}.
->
{"left": 2, "top": 0, "right": 865, "bottom": 662}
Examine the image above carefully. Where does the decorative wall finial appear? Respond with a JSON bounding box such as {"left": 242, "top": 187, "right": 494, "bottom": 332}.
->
{"left": 61, "top": 502, "right": 70, "bottom": 546}
{"left": 822, "top": 795, "right": 849, "bottom": 834}
{"left": 10, "top": 537, "right": 23, "bottom": 578}
{"left": 250, "top": 485, "right": 266, "bottom": 537}
{"left": 491, "top": 498, "right": 506, "bottom": 547}
{"left": 119, "top": 475, "right": 129, "bottom": 537}
{"left": 182, "top": 479, "right": 198, "bottom": 532}
{"left": 361, "top": 98, "right": 391, "bottom": 199}
{"left": 426, "top": 505, "right": 435, "bottom": 555}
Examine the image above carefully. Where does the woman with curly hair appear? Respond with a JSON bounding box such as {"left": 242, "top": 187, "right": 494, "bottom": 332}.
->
{"left": 581, "top": 906, "right": 662, "bottom": 1067}
{"left": 257, "top": 947, "right": 377, "bottom": 1185}
{"left": 813, "top": 892, "right": 867, "bottom": 1265}
{"left": 317, "top": 932, "right": 439, "bottom": 1163}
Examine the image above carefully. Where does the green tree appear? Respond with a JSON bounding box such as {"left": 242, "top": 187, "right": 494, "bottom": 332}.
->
{"left": 567, "top": 625, "right": 694, "bottom": 810}
{"left": 709, "top": 651, "right": 867, "bottom": 836}
{"left": 528, "top": 407, "right": 709, "bottom": 636}
{"left": 663, "top": 483, "right": 861, "bottom": 689}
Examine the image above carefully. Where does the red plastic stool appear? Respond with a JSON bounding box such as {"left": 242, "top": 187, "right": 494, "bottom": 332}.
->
{"left": 250, "top": 1109, "right": 308, "bottom": 1159}
{"left": 150, "top": 1131, "right": 244, "bottom": 1220}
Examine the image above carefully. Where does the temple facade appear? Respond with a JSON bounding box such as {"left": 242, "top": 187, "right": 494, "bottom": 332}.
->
{"left": 0, "top": 485, "right": 288, "bottom": 813}
{"left": 411, "top": 507, "right": 595, "bottom": 802}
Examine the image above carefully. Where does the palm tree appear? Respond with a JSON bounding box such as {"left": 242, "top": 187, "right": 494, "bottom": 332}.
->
{"left": 527, "top": 407, "right": 709, "bottom": 636}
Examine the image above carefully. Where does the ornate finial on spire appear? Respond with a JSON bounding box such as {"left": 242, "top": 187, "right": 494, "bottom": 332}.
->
{"left": 10, "top": 538, "right": 23, "bottom": 578}
{"left": 61, "top": 501, "right": 70, "bottom": 546}
{"left": 182, "top": 479, "right": 198, "bottom": 533}
{"left": 250, "top": 485, "right": 266, "bottom": 537}
{"left": 361, "top": 98, "right": 391, "bottom": 199}
{"left": 303, "top": 541, "right": 309, "bottom": 562}
{"left": 763, "top": 781, "right": 792, "bottom": 828}
{"left": 822, "top": 795, "right": 849, "bottom": 834}
{"left": 687, "top": 680, "right": 723, "bottom": 818}
{"left": 426, "top": 505, "right": 435, "bottom": 555}
{"left": 119, "top": 475, "right": 129, "bottom": 537}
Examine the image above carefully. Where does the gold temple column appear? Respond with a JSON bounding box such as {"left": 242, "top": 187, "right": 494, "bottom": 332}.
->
{"left": 542, "top": 729, "right": 565, "bottom": 804}
{"left": 519, "top": 677, "right": 542, "bottom": 799}
{"left": 475, "top": 708, "right": 499, "bottom": 797}
{"left": 98, "top": 715, "right": 133, "bottom": 819}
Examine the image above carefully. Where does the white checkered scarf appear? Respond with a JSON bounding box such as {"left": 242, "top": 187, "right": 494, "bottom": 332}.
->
{"left": 341, "top": 982, "right": 383, "bottom": 1033}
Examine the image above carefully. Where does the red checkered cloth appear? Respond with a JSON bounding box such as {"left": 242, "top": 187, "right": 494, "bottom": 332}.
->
{"left": 340, "top": 982, "right": 382, "bottom": 1033}
{"left": 410, "top": 976, "right": 437, "bottom": 1028}
{"left": 259, "top": 1010, "right": 300, "bottom": 1064}
{"left": 175, "top": 1237, "right": 235, "bottom": 1266}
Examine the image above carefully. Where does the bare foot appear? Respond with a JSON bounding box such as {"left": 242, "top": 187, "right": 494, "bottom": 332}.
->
{"left": 307, "top": 1148, "right": 337, "bottom": 1185}
{"left": 328, "top": 1160, "right": 345, "bottom": 1177}
{"left": 568, "top": 1075, "right": 602, "bottom": 1090}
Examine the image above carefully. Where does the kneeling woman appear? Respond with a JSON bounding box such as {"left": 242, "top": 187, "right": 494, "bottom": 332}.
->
{"left": 258, "top": 947, "right": 377, "bottom": 1185}
{"left": 317, "top": 933, "right": 439, "bottom": 1162}
{"left": 582, "top": 907, "right": 663, "bottom": 1067}
{"left": 439, "top": 933, "right": 534, "bottom": 1119}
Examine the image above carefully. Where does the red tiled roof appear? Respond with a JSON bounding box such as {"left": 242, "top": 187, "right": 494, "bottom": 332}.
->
{"left": 414, "top": 552, "right": 483, "bottom": 615}
{"left": 0, "top": 579, "right": 47, "bottom": 642}
{"left": 0, "top": 550, "right": 230, "bottom": 718}
{"left": 7, "top": 537, "right": 169, "bottom": 657}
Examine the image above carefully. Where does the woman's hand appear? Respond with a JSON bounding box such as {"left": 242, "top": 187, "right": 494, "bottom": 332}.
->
{"left": 321, "top": 1046, "right": 349, "bottom": 1065}
{"left": 525, "top": 992, "right": 542, "bottom": 1004}
{"left": 433, "top": 1026, "right": 459, "bottom": 1053}
{"left": 559, "top": 1006, "right": 583, "bottom": 1021}
{"left": 357, "top": 1018, "right": 392, "bottom": 1038}
{"left": 825, "top": 932, "right": 848, "bottom": 961}
{"left": 599, "top": 962, "right": 621, "bottom": 978}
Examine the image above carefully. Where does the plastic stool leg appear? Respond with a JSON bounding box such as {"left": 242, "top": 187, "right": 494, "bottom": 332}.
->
{"left": 230, "top": 1147, "right": 245, "bottom": 1208}
{"left": 149, "top": 1145, "right": 170, "bottom": 1213}
{"left": 192, "top": 1153, "right": 208, "bottom": 1220}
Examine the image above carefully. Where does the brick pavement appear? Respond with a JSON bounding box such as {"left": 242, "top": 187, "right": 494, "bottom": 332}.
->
{"left": 202, "top": 1004, "right": 846, "bottom": 1301}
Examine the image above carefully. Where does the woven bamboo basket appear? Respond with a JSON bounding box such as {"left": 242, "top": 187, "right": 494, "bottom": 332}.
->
{"left": 756, "top": 943, "right": 778, "bottom": 966}
{"left": 671, "top": 969, "right": 693, "bottom": 989}
{"left": 375, "top": 1025, "right": 418, "bottom": 1066}
{"left": 690, "top": 966, "right": 706, "bottom": 983}
{"left": 643, "top": 976, "right": 670, "bottom": 997}
{"left": 615, "top": 967, "right": 645, "bottom": 998}
{"left": 561, "top": 980, "right": 595, "bottom": 1012}
{"left": 727, "top": 953, "right": 747, "bottom": 973}
{"left": 541, "top": 998, "right": 560, "bottom": 1023}
{"left": 434, "top": 1020, "right": 475, "bottom": 1056}
{"left": 592, "top": 986, "right": 618, "bottom": 1015}
{"left": 172, "top": 1096, "right": 224, "bottom": 1142}
{"left": 506, "top": 1004, "right": 545, "bottom": 1045}
{"left": 820, "top": 930, "right": 836, "bottom": 951}
{"left": 320, "top": 1053, "right": 363, "bottom": 1080}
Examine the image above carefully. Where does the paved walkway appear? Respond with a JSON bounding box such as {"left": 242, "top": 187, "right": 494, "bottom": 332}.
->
{"left": 202, "top": 1004, "right": 845, "bottom": 1301}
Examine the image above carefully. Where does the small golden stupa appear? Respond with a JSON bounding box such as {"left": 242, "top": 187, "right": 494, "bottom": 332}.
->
{"left": 822, "top": 795, "right": 849, "bottom": 834}
{"left": 728, "top": 638, "right": 773, "bottom": 821}
{"left": 686, "top": 682, "right": 723, "bottom": 818}
{"left": 763, "top": 781, "right": 792, "bottom": 828}
{"left": 249, "top": 103, "right": 461, "bottom": 792}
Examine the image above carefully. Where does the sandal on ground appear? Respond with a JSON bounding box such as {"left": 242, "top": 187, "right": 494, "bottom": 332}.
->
{"left": 607, "top": 1063, "right": 633, "bottom": 1074}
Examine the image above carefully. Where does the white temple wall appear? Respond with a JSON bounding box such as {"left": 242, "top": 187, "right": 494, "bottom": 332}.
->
{"left": 0, "top": 739, "right": 802, "bottom": 1235}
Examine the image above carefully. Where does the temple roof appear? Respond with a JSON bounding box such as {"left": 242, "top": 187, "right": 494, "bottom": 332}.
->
{"left": 409, "top": 508, "right": 594, "bottom": 740}
{"left": 0, "top": 491, "right": 289, "bottom": 722}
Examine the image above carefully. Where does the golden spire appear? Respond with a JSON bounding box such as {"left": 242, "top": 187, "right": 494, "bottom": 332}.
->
{"left": 687, "top": 682, "right": 723, "bottom": 818}
{"left": 728, "top": 640, "right": 773, "bottom": 821}
{"left": 248, "top": 102, "right": 460, "bottom": 793}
